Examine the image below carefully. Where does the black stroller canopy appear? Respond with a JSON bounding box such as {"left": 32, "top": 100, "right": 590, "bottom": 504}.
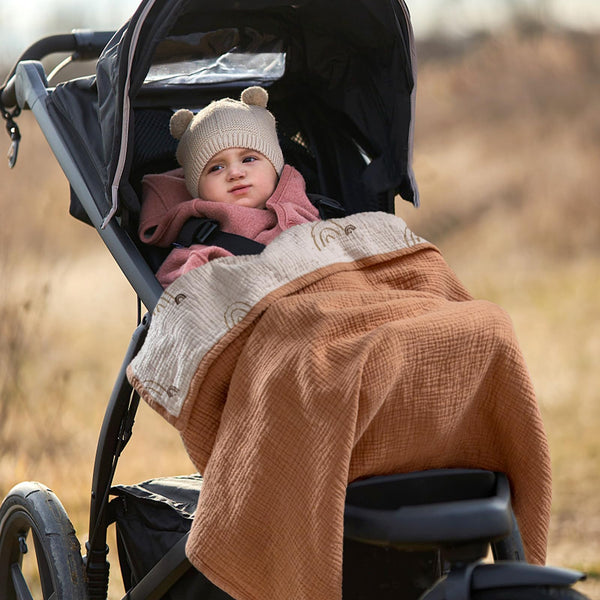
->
{"left": 66, "top": 0, "right": 419, "bottom": 226}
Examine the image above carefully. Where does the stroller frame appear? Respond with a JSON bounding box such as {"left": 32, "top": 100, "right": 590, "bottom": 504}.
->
{"left": 0, "top": 3, "right": 588, "bottom": 599}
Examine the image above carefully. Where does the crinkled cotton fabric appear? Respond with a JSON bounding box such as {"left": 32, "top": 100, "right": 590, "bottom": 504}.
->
{"left": 128, "top": 213, "right": 551, "bottom": 600}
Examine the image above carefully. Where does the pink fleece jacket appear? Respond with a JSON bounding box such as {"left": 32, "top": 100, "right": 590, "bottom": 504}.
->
{"left": 139, "top": 165, "right": 320, "bottom": 287}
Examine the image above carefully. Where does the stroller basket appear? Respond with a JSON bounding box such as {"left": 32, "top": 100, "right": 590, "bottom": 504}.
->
{"left": 108, "top": 470, "right": 521, "bottom": 600}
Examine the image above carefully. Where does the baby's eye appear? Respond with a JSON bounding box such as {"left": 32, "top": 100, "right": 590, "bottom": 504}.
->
{"left": 207, "top": 164, "right": 224, "bottom": 173}
{"left": 242, "top": 155, "right": 258, "bottom": 163}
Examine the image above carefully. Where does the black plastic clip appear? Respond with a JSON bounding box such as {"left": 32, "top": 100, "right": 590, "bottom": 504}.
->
{"left": 175, "top": 217, "right": 220, "bottom": 247}
{"left": 6, "top": 119, "right": 21, "bottom": 168}
{"left": 1, "top": 97, "right": 21, "bottom": 168}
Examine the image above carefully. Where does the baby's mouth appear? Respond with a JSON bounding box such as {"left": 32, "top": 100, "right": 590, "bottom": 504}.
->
{"left": 230, "top": 184, "right": 251, "bottom": 194}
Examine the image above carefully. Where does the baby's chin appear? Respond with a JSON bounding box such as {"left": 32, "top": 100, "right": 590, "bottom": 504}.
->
{"left": 232, "top": 197, "right": 268, "bottom": 209}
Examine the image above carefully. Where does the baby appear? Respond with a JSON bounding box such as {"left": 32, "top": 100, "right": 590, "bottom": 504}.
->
{"left": 139, "top": 86, "right": 321, "bottom": 287}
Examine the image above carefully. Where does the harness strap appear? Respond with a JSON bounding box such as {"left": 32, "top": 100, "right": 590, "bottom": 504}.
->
{"left": 307, "top": 193, "right": 346, "bottom": 219}
{"left": 175, "top": 217, "right": 266, "bottom": 255}
{"left": 173, "top": 195, "right": 345, "bottom": 256}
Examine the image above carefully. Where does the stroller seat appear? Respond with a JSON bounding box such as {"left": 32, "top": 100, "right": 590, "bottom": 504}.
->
{"left": 345, "top": 469, "right": 517, "bottom": 552}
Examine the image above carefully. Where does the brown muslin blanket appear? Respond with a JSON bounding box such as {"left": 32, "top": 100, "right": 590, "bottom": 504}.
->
{"left": 127, "top": 212, "right": 551, "bottom": 600}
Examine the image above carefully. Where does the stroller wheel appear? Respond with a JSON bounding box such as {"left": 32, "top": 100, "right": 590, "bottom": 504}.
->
{"left": 0, "top": 481, "right": 88, "bottom": 600}
{"left": 472, "top": 586, "right": 590, "bottom": 599}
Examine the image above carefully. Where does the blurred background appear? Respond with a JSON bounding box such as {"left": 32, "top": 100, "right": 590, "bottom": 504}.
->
{"left": 1, "top": 1, "right": 598, "bottom": 598}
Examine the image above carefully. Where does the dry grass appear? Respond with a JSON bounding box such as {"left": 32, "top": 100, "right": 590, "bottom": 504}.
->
{"left": 1, "top": 26, "right": 599, "bottom": 598}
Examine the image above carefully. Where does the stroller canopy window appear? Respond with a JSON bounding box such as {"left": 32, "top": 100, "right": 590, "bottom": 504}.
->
{"left": 144, "top": 30, "right": 286, "bottom": 88}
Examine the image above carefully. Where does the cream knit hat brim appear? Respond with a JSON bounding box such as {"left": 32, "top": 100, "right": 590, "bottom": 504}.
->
{"left": 170, "top": 87, "right": 285, "bottom": 198}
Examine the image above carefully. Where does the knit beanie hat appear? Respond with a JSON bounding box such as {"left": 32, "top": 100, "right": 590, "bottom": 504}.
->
{"left": 170, "top": 86, "right": 285, "bottom": 198}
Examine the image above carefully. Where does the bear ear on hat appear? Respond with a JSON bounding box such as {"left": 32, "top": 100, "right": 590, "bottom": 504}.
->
{"left": 240, "top": 86, "right": 268, "bottom": 108}
{"left": 170, "top": 109, "right": 194, "bottom": 140}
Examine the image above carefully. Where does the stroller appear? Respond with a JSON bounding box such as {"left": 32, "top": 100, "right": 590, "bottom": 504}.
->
{"left": 0, "top": 1, "right": 590, "bottom": 599}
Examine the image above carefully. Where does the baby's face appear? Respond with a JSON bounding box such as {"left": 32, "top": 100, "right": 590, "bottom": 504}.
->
{"left": 197, "top": 147, "right": 278, "bottom": 209}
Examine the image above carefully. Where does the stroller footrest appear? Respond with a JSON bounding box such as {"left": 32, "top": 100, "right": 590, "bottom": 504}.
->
{"left": 344, "top": 469, "right": 513, "bottom": 549}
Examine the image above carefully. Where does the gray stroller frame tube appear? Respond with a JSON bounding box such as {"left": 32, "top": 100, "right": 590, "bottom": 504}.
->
{"left": 12, "top": 60, "right": 163, "bottom": 312}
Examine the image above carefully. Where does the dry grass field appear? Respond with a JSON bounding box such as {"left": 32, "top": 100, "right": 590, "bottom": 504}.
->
{"left": 1, "top": 26, "right": 598, "bottom": 598}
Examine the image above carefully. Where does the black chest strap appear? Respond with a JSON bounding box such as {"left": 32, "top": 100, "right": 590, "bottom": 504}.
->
{"left": 173, "top": 195, "right": 346, "bottom": 256}
{"left": 174, "top": 217, "right": 266, "bottom": 256}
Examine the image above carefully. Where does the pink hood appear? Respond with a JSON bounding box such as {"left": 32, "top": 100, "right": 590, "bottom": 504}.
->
{"left": 139, "top": 165, "right": 319, "bottom": 248}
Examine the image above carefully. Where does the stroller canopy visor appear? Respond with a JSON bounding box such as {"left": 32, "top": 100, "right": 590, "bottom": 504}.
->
{"left": 91, "top": 0, "right": 419, "bottom": 224}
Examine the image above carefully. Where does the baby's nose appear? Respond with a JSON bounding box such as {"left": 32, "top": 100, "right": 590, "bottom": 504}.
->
{"left": 227, "top": 163, "right": 246, "bottom": 179}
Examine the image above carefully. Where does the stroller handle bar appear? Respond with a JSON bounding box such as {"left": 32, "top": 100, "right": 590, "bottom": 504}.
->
{"left": 1, "top": 30, "right": 114, "bottom": 109}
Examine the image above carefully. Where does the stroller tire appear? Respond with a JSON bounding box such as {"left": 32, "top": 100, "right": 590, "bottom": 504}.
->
{"left": 472, "top": 585, "right": 590, "bottom": 599}
{"left": 0, "top": 481, "right": 88, "bottom": 600}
